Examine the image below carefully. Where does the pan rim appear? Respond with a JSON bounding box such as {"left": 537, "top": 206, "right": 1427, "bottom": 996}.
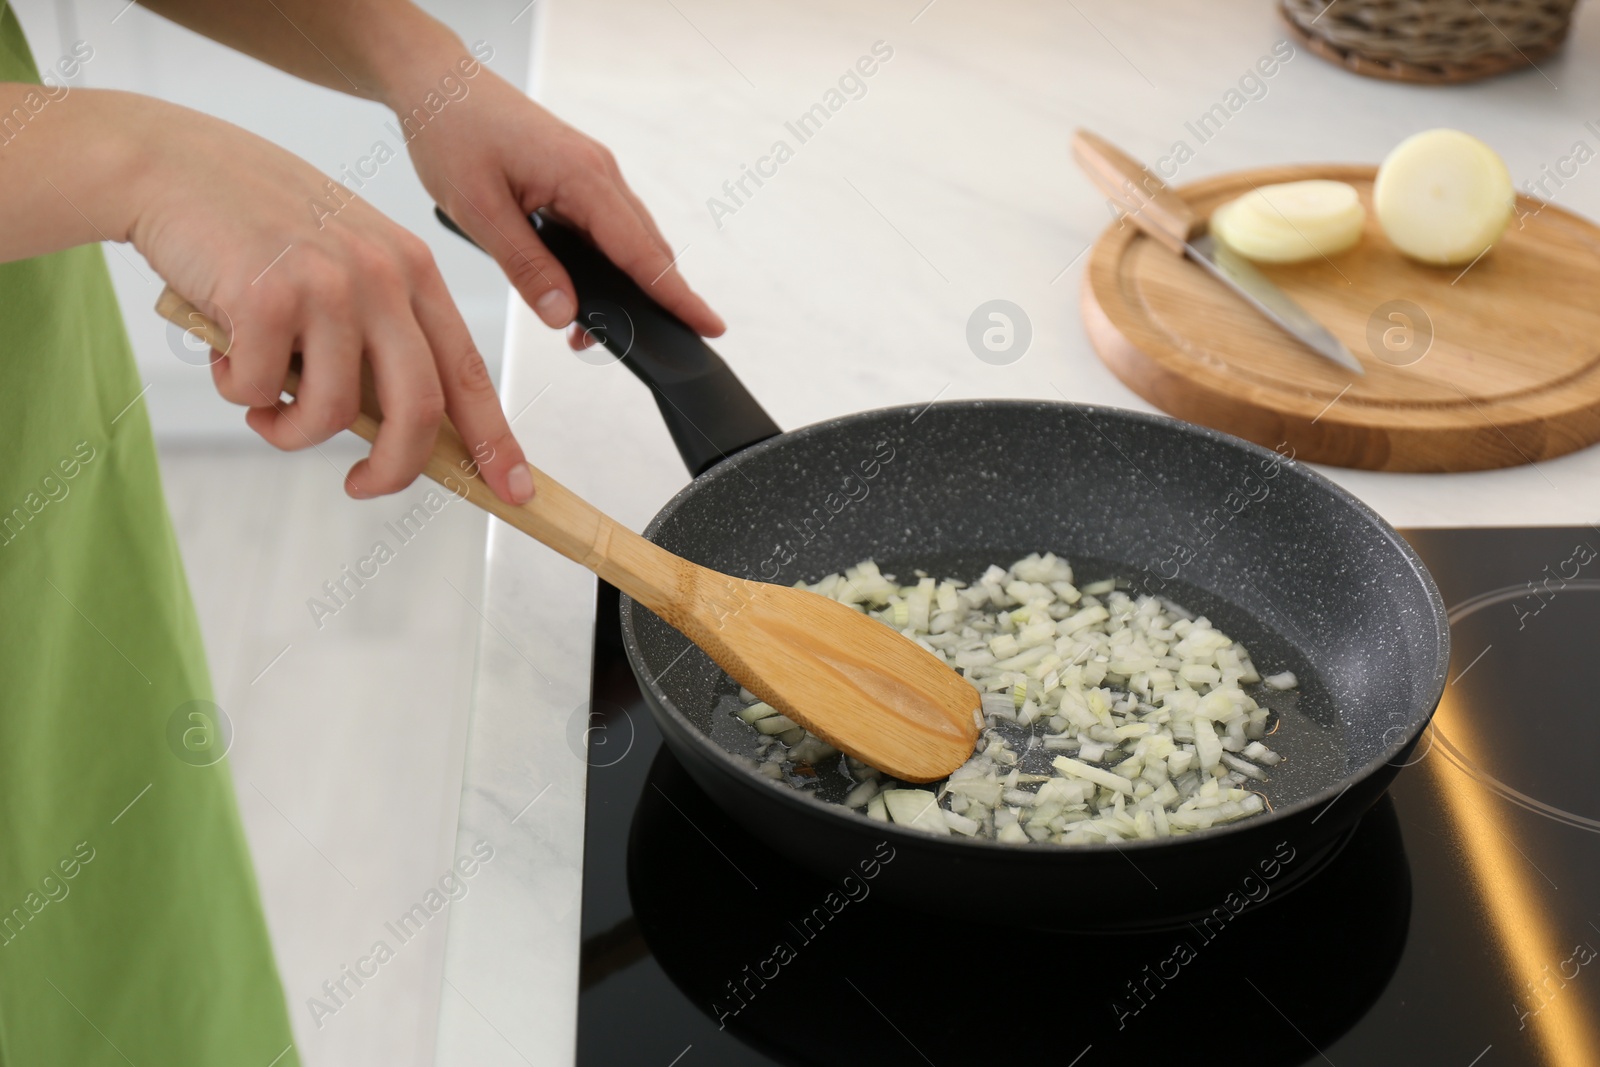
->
{"left": 619, "top": 398, "right": 1451, "bottom": 855}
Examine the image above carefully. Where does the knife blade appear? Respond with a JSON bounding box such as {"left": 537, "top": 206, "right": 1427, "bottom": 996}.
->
{"left": 1187, "top": 235, "right": 1365, "bottom": 375}
{"left": 1071, "top": 129, "right": 1365, "bottom": 377}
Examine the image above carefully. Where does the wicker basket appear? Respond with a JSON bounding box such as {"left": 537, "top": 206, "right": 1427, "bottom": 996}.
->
{"left": 1280, "top": 0, "right": 1580, "bottom": 83}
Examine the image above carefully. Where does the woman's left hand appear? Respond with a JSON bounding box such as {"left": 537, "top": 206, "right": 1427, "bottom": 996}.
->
{"left": 383, "top": 47, "right": 725, "bottom": 348}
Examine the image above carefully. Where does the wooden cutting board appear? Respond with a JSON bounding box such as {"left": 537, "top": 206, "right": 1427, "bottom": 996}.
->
{"left": 1082, "top": 163, "right": 1600, "bottom": 471}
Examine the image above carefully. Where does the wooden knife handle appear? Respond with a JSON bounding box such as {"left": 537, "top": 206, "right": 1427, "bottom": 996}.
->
{"left": 152, "top": 285, "right": 687, "bottom": 609}
{"left": 1071, "top": 128, "right": 1200, "bottom": 255}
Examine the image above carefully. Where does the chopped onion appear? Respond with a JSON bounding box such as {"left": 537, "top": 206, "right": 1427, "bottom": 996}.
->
{"left": 1052, "top": 756, "right": 1136, "bottom": 796}
{"left": 1222, "top": 753, "right": 1268, "bottom": 781}
{"left": 881, "top": 789, "right": 950, "bottom": 835}
{"left": 737, "top": 702, "right": 781, "bottom": 724}
{"left": 842, "top": 778, "right": 879, "bottom": 809}
{"left": 753, "top": 714, "right": 798, "bottom": 735}
{"left": 727, "top": 553, "right": 1294, "bottom": 846}
{"left": 1243, "top": 741, "right": 1282, "bottom": 765}
{"left": 942, "top": 809, "right": 981, "bottom": 835}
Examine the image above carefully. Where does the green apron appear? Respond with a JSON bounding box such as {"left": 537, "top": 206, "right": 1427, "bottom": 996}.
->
{"left": 0, "top": 12, "right": 299, "bottom": 1065}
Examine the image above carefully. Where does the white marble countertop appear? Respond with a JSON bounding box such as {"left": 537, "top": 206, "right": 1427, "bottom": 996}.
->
{"left": 434, "top": 1, "right": 1600, "bottom": 1062}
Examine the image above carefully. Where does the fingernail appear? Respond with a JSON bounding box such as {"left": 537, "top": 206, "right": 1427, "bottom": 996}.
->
{"left": 507, "top": 463, "right": 534, "bottom": 504}
{"left": 534, "top": 289, "right": 575, "bottom": 328}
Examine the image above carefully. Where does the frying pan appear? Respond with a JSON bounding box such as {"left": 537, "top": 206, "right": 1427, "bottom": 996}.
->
{"left": 444, "top": 211, "right": 1451, "bottom": 927}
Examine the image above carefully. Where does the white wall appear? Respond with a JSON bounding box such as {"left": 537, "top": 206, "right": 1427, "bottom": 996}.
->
{"left": 11, "top": 0, "right": 533, "bottom": 439}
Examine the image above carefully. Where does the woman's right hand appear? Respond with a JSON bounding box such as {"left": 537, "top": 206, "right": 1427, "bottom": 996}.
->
{"left": 122, "top": 93, "right": 533, "bottom": 504}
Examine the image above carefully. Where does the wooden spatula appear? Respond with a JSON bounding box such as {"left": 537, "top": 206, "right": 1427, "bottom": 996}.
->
{"left": 155, "top": 288, "right": 980, "bottom": 782}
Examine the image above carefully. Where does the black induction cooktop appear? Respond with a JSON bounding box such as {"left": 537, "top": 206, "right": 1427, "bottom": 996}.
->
{"left": 574, "top": 526, "right": 1600, "bottom": 1066}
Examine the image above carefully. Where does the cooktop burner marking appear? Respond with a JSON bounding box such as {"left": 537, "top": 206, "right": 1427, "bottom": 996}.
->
{"left": 1430, "top": 581, "right": 1600, "bottom": 834}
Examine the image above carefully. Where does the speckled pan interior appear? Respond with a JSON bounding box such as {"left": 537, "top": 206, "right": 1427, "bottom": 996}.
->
{"left": 620, "top": 400, "right": 1449, "bottom": 829}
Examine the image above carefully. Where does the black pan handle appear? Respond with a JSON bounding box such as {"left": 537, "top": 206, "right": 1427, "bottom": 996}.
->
{"left": 435, "top": 207, "right": 780, "bottom": 476}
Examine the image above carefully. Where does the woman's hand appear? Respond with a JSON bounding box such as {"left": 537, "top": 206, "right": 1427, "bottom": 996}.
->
{"left": 379, "top": 48, "right": 725, "bottom": 348}
{"left": 122, "top": 94, "right": 533, "bottom": 504}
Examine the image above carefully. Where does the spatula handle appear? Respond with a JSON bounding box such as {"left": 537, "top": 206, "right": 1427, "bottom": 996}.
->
{"left": 1071, "top": 128, "right": 1200, "bottom": 255}
{"left": 153, "top": 286, "right": 685, "bottom": 609}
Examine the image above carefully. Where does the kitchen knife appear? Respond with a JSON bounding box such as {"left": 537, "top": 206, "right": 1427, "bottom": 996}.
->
{"left": 1071, "top": 129, "right": 1364, "bottom": 376}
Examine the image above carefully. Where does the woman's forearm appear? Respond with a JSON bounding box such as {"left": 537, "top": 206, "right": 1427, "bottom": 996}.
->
{"left": 0, "top": 86, "right": 149, "bottom": 263}
{"left": 0, "top": 1, "right": 481, "bottom": 267}
{"left": 134, "top": 0, "right": 464, "bottom": 110}
{"left": 2, "top": 73, "right": 540, "bottom": 505}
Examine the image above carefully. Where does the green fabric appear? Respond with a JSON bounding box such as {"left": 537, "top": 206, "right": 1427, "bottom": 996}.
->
{"left": 0, "top": 11, "right": 298, "bottom": 1065}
